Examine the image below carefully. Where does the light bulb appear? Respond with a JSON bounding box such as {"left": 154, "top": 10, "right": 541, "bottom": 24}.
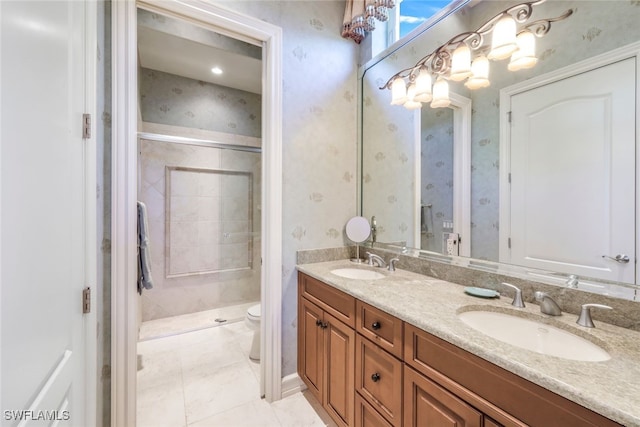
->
{"left": 403, "top": 83, "right": 422, "bottom": 110}
{"left": 414, "top": 67, "right": 433, "bottom": 103}
{"left": 450, "top": 44, "right": 472, "bottom": 81}
{"left": 390, "top": 77, "right": 407, "bottom": 105}
{"left": 465, "top": 55, "right": 490, "bottom": 89}
{"left": 508, "top": 30, "right": 538, "bottom": 71}
{"left": 488, "top": 15, "right": 518, "bottom": 60}
{"left": 431, "top": 77, "right": 450, "bottom": 108}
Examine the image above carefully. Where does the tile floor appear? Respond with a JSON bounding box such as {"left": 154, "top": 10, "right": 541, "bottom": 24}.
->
{"left": 137, "top": 305, "right": 337, "bottom": 427}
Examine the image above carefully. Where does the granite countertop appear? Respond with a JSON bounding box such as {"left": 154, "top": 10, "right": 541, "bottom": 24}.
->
{"left": 297, "top": 259, "right": 640, "bottom": 427}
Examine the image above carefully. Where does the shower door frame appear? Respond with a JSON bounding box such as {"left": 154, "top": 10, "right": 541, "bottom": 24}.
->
{"left": 111, "top": 1, "right": 283, "bottom": 425}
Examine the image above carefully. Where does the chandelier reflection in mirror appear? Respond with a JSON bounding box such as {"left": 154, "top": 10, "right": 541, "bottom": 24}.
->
{"left": 380, "top": 0, "right": 573, "bottom": 109}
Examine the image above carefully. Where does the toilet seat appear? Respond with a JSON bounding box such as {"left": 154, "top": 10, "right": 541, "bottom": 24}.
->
{"left": 247, "top": 304, "right": 261, "bottom": 321}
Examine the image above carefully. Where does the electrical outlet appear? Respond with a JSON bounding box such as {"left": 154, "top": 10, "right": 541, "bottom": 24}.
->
{"left": 443, "top": 232, "right": 460, "bottom": 256}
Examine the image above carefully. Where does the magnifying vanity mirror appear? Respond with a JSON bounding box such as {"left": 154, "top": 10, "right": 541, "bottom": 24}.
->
{"left": 360, "top": 0, "right": 640, "bottom": 300}
{"left": 345, "top": 216, "right": 371, "bottom": 263}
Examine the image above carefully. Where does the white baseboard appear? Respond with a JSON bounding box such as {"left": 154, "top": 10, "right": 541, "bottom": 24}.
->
{"left": 281, "top": 373, "right": 306, "bottom": 399}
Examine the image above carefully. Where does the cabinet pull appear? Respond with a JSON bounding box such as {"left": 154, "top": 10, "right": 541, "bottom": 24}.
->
{"left": 371, "top": 373, "right": 381, "bottom": 382}
{"left": 371, "top": 321, "right": 381, "bottom": 330}
{"left": 321, "top": 322, "right": 329, "bottom": 329}
{"left": 316, "top": 319, "right": 323, "bottom": 327}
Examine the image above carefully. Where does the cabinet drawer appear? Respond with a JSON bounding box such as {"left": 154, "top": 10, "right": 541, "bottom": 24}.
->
{"left": 355, "top": 393, "right": 393, "bottom": 427}
{"left": 356, "top": 335, "right": 403, "bottom": 427}
{"left": 404, "top": 364, "right": 482, "bottom": 427}
{"left": 404, "top": 324, "right": 621, "bottom": 427}
{"left": 356, "top": 301, "right": 403, "bottom": 358}
{"left": 299, "top": 272, "right": 355, "bottom": 327}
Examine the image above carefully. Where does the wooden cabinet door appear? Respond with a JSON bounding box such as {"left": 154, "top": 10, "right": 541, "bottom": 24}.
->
{"left": 403, "top": 365, "right": 482, "bottom": 427}
{"left": 298, "top": 297, "right": 324, "bottom": 402}
{"left": 324, "top": 311, "right": 356, "bottom": 427}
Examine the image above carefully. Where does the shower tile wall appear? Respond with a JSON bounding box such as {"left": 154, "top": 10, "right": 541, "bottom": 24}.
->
{"left": 139, "top": 140, "right": 261, "bottom": 321}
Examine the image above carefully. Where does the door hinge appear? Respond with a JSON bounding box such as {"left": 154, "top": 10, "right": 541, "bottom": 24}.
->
{"left": 508, "top": 238, "right": 512, "bottom": 249}
{"left": 82, "top": 113, "right": 91, "bottom": 139}
{"left": 508, "top": 111, "right": 512, "bottom": 123}
{"left": 508, "top": 172, "right": 512, "bottom": 183}
{"left": 82, "top": 287, "right": 91, "bottom": 314}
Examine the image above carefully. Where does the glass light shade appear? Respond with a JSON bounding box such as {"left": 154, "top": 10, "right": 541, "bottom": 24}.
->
{"left": 390, "top": 77, "right": 407, "bottom": 105}
{"left": 414, "top": 68, "right": 433, "bottom": 102}
{"left": 403, "top": 83, "right": 422, "bottom": 110}
{"left": 465, "top": 55, "right": 491, "bottom": 90}
{"left": 488, "top": 15, "right": 518, "bottom": 60}
{"left": 430, "top": 78, "right": 451, "bottom": 108}
{"left": 508, "top": 31, "right": 538, "bottom": 71}
{"left": 449, "top": 44, "right": 472, "bottom": 81}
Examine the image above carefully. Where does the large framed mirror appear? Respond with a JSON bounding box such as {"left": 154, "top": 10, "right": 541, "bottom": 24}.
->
{"left": 360, "top": 0, "right": 640, "bottom": 299}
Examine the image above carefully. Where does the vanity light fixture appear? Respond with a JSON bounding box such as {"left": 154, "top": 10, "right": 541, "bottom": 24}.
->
{"left": 380, "top": 0, "right": 573, "bottom": 109}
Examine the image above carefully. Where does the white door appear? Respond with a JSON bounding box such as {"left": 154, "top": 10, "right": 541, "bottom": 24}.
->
{"left": 1, "top": 1, "right": 95, "bottom": 426}
{"left": 507, "top": 58, "right": 635, "bottom": 284}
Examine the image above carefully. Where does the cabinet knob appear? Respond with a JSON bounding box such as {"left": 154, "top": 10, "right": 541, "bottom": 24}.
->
{"left": 371, "top": 373, "right": 380, "bottom": 382}
{"left": 321, "top": 322, "right": 328, "bottom": 329}
{"left": 371, "top": 321, "right": 381, "bottom": 330}
{"left": 316, "top": 319, "right": 322, "bottom": 327}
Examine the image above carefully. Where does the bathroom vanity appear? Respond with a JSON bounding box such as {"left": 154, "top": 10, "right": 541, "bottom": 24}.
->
{"left": 297, "top": 260, "right": 640, "bottom": 427}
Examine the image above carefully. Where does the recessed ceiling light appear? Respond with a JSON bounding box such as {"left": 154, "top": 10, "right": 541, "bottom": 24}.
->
{"left": 211, "top": 67, "right": 223, "bottom": 75}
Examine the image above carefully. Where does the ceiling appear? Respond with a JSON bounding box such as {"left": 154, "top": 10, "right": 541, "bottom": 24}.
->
{"left": 137, "top": 26, "right": 262, "bottom": 94}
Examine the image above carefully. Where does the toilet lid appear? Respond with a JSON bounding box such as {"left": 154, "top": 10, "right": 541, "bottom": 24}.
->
{"left": 248, "top": 304, "right": 261, "bottom": 318}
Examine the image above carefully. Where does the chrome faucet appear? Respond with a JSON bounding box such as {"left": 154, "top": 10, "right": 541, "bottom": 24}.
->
{"left": 534, "top": 291, "right": 562, "bottom": 316}
{"left": 576, "top": 303, "right": 612, "bottom": 328}
{"left": 370, "top": 216, "right": 377, "bottom": 244}
{"left": 365, "top": 252, "right": 386, "bottom": 268}
{"left": 565, "top": 274, "right": 579, "bottom": 288}
{"left": 388, "top": 257, "right": 399, "bottom": 272}
{"left": 501, "top": 283, "right": 525, "bottom": 308}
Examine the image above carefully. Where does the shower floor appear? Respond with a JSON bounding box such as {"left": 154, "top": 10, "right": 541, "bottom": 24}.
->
{"left": 139, "top": 301, "right": 259, "bottom": 341}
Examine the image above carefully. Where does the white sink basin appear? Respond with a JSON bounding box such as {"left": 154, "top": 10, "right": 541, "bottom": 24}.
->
{"left": 458, "top": 310, "right": 610, "bottom": 362}
{"left": 330, "top": 268, "right": 385, "bottom": 280}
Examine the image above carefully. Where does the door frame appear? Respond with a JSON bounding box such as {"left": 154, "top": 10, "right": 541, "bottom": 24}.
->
{"left": 499, "top": 40, "right": 640, "bottom": 285}
{"left": 111, "top": 1, "right": 283, "bottom": 425}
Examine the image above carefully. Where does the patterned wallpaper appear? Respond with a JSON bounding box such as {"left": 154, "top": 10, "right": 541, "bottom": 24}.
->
{"left": 139, "top": 67, "right": 262, "bottom": 138}
{"left": 213, "top": 1, "right": 359, "bottom": 378}
{"left": 362, "top": 1, "right": 640, "bottom": 261}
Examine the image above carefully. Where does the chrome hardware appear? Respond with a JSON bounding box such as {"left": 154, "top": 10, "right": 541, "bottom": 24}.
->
{"left": 388, "top": 257, "right": 399, "bottom": 271}
{"left": 365, "top": 252, "right": 386, "bottom": 268}
{"left": 371, "top": 216, "right": 377, "bottom": 244}
{"left": 316, "top": 319, "right": 323, "bottom": 327}
{"left": 602, "top": 254, "right": 630, "bottom": 264}
{"left": 565, "top": 274, "right": 579, "bottom": 288}
{"left": 501, "top": 282, "right": 525, "bottom": 308}
{"left": 371, "top": 321, "right": 381, "bottom": 330}
{"left": 371, "top": 373, "right": 380, "bottom": 382}
{"left": 321, "top": 322, "right": 328, "bottom": 329}
{"left": 534, "top": 291, "right": 562, "bottom": 316}
{"left": 576, "top": 303, "right": 612, "bottom": 328}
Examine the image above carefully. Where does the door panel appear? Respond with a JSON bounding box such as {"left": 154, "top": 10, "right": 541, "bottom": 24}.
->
{"left": 324, "top": 312, "right": 355, "bottom": 427}
{"left": 508, "top": 58, "right": 636, "bottom": 284}
{"left": 1, "top": 0, "right": 89, "bottom": 424}
{"left": 298, "top": 298, "right": 324, "bottom": 401}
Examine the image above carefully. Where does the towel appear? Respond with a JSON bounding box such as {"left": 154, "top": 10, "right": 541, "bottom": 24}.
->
{"left": 137, "top": 201, "right": 154, "bottom": 294}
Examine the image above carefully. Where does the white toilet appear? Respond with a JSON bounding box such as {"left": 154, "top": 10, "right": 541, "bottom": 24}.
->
{"left": 245, "top": 304, "right": 261, "bottom": 361}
